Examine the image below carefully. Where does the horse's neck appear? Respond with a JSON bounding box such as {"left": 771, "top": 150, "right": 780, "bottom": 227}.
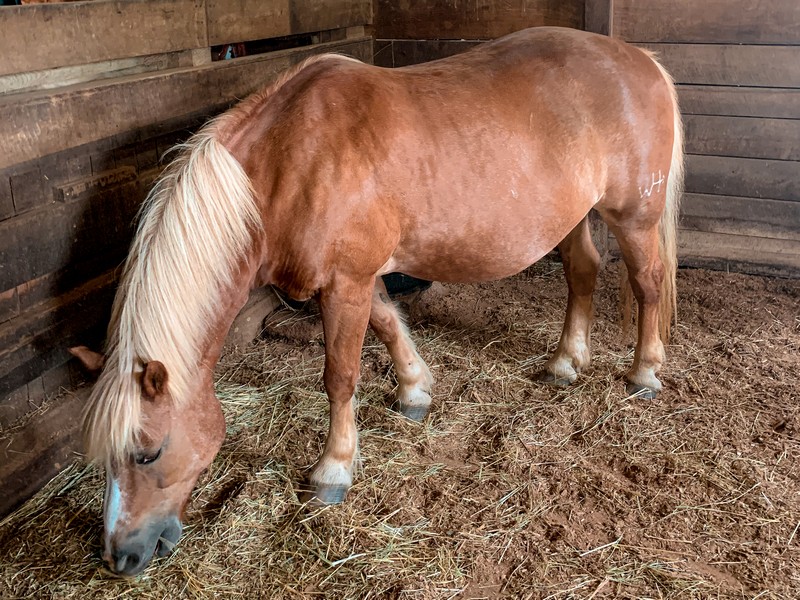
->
{"left": 199, "top": 258, "right": 262, "bottom": 374}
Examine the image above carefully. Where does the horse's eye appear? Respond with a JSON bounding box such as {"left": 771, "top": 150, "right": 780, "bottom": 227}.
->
{"left": 135, "top": 448, "right": 162, "bottom": 466}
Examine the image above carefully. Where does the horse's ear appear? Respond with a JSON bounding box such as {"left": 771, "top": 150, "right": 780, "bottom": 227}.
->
{"left": 142, "top": 361, "right": 169, "bottom": 399}
{"left": 69, "top": 346, "right": 105, "bottom": 375}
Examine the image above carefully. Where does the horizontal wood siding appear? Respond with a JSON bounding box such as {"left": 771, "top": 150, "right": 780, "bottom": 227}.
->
{"left": 375, "top": 0, "right": 583, "bottom": 40}
{"left": 604, "top": 0, "right": 800, "bottom": 278}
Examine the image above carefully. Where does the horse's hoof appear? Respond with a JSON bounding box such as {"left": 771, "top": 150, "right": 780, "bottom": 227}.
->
{"left": 395, "top": 401, "right": 430, "bottom": 422}
{"left": 537, "top": 370, "right": 575, "bottom": 387}
{"left": 301, "top": 484, "right": 349, "bottom": 507}
{"left": 626, "top": 382, "right": 658, "bottom": 399}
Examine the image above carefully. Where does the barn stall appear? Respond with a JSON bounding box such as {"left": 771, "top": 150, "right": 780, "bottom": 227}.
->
{"left": 0, "top": 1, "right": 798, "bottom": 598}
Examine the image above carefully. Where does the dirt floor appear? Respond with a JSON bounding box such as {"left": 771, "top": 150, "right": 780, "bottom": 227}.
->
{"left": 1, "top": 257, "right": 799, "bottom": 599}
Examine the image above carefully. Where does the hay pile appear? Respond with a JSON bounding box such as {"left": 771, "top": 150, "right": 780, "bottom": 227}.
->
{"left": 1, "top": 257, "right": 799, "bottom": 599}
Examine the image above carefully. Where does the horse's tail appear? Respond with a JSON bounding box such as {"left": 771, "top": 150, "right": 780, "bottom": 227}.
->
{"left": 653, "top": 54, "right": 684, "bottom": 343}
{"left": 621, "top": 52, "right": 684, "bottom": 343}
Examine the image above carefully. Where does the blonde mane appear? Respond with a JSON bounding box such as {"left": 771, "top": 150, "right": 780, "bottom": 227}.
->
{"left": 82, "top": 53, "right": 363, "bottom": 465}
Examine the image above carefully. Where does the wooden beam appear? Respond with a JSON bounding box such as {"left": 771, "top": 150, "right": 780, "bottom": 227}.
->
{"left": 0, "top": 387, "right": 88, "bottom": 518}
{"left": 584, "top": 0, "right": 613, "bottom": 36}
{"left": 0, "top": 38, "right": 372, "bottom": 171}
{"left": 374, "top": 0, "right": 584, "bottom": 40}
{"left": 638, "top": 44, "right": 800, "bottom": 88}
{"left": 684, "top": 115, "right": 800, "bottom": 161}
{"left": 205, "top": 0, "right": 371, "bottom": 46}
{"left": 613, "top": 0, "right": 800, "bottom": 44}
{"left": 685, "top": 154, "right": 800, "bottom": 203}
{"left": 678, "top": 85, "right": 800, "bottom": 120}
{"left": 0, "top": 0, "right": 208, "bottom": 78}
{"left": 678, "top": 230, "right": 800, "bottom": 277}
{"left": 0, "top": 271, "right": 115, "bottom": 399}
{"left": 681, "top": 193, "right": 800, "bottom": 242}
{"left": 0, "top": 170, "right": 141, "bottom": 292}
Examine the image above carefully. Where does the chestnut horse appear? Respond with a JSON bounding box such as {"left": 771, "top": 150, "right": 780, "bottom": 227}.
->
{"left": 71, "top": 27, "right": 683, "bottom": 575}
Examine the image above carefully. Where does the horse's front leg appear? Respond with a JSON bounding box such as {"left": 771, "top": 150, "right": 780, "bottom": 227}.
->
{"left": 306, "top": 276, "right": 373, "bottom": 505}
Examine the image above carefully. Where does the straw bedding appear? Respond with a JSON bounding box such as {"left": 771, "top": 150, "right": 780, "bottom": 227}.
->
{"left": 1, "top": 257, "right": 799, "bottom": 599}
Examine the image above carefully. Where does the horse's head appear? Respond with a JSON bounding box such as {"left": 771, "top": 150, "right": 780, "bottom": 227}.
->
{"left": 71, "top": 347, "right": 226, "bottom": 576}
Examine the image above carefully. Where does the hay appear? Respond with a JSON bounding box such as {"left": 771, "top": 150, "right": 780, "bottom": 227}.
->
{"left": 1, "top": 257, "right": 799, "bottom": 599}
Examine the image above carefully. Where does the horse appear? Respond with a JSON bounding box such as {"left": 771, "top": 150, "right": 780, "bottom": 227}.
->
{"left": 70, "top": 26, "right": 683, "bottom": 576}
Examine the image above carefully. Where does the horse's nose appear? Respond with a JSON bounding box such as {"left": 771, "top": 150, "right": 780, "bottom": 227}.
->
{"left": 108, "top": 546, "right": 148, "bottom": 576}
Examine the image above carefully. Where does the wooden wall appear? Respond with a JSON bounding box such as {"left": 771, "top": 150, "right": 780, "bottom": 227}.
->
{"left": 588, "top": 0, "right": 800, "bottom": 277}
{"left": 373, "top": 0, "right": 584, "bottom": 67}
{"left": 0, "top": 0, "right": 372, "bottom": 518}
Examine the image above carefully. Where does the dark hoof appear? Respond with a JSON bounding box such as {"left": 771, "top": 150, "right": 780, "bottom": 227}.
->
{"left": 536, "top": 370, "right": 574, "bottom": 388}
{"left": 301, "top": 484, "right": 349, "bottom": 507}
{"left": 395, "top": 402, "right": 430, "bottom": 422}
{"left": 626, "top": 383, "right": 658, "bottom": 399}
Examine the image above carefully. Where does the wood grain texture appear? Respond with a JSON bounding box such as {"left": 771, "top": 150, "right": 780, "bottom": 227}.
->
{"left": 0, "top": 50, "right": 198, "bottom": 96}
{"left": 0, "top": 0, "right": 207, "bottom": 77}
{"left": 374, "top": 0, "right": 583, "bottom": 40}
{"left": 206, "top": 0, "right": 291, "bottom": 46}
{"left": 678, "top": 230, "right": 800, "bottom": 277}
{"left": 681, "top": 193, "right": 800, "bottom": 241}
{"left": 0, "top": 387, "right": 87, "bottom": 518}
{"left": 640, "top": 44, "right": 800, "bottom": 88}
{"left": 684, "top": 115, "right": 800, "bottom": 161}
{"left": 685, "top": 154, "right": 800, "bottom": 203}
{"left": 613, "top": 0, "right": 800, "bottom": 44}
{"left": 678, "top": 85, "right": 800, "bottom": 120}
{"left": 374, "top": 40, "right": 482, "bottom": 68}
{"left": 584, "top": 0, "right": 613, "bottom": 36}
{"left": 0, "top": 271, "right": 115, "bottom": 399}
{"left": 0, "top": 173, "right": 141, "bottom": 292}
{"left": 0, "top": 38, "right": 372, "bottom": 172}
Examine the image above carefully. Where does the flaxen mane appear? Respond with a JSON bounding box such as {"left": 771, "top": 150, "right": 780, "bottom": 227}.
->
{"left": 82, "top": 54, "right": 358, "bottom": 464}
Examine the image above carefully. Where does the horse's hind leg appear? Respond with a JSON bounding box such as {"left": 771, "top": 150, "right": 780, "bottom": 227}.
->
{"left": 306, "top": 277, "right": 373, "bottom": 505}
{"left": 540, "top": 215, "right": 600, "bottom": 385}
{"left": 369, "top": 278, "right": 434, "bottom": 421}
{"left": 608, "top": 222, "right": 665, "bottom": 398}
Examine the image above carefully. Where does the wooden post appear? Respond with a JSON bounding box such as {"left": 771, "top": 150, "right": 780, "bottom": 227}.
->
{"left": 585, "top": 0, "right": 614, "bottom": 36}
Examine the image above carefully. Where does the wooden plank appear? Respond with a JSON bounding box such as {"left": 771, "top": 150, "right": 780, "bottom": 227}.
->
{"left": 0, "top": 1, "right": 207, "bottom": 78}
{"left": 206, "top": 0, "right": 371, "bottom": 46}
{"left": 0, "top": 271, "right": 115, "bottom": 399}
{"left": 0, "top": 38, "right": 372, "bottom": 171}
{"left": 0, "top": 172, "right": 141, "bottom": 292}
{"left": 685, "top": 155, "right": 800, "bottom": 202}
{"left": 206, "top": 0, "right": 291, "bottom": 46}
{"left": 639, "top": 44, "right": 800, "bottom": 88}
{"left": 0, "top": 50, "right": 199, "bottom": 97}
{"left": 0, "top": 174, "right": 13, "bottom": 221}
{"left": 684, "top": 115, "right": 800, "bottom": 161}
{"left": 584, "top": 0, "right": 613, "bottom": 36}
{"left": 678, "top": 85, "right": 800, "bottom": 120}
{"left": 0, "top": 288, "right": 19, "bottom": 325}
{"left": 374, "top": 0, "right": 584, "bottom": 40}
{"left": 680, "top": 193, "right": 800, "bottom": 241}
{"left": 678, "top": 230, "right": 800, "bottom": 278}
{"left": 0, "top": 387, "right": 87, "bottom": 518}
{"left": 289, "top": 0, "right": 372, "bottom": 35}
{"left": 378, "top": 40, "right": 483, "bottom": 68}
{"left": 613, "top": 0, "right": 800, "bottom": 44}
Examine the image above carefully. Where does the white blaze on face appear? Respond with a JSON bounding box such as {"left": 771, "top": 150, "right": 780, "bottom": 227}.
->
{"left": 104, "top": 476, "right": 126, "bottom": 539}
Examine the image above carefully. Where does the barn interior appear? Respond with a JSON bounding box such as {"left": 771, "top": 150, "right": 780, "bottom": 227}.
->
{"left": 0, "top": 1, "right": 798, "bottom": 598}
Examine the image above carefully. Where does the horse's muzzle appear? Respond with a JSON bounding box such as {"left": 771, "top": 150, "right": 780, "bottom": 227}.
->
{"left": 106, "top": 516, "right": 182, "bottom": 576}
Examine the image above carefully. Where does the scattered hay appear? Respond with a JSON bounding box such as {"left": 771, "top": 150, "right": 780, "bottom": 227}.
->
{"left": 1, "top": 258, "right": 799, "bottom": 599}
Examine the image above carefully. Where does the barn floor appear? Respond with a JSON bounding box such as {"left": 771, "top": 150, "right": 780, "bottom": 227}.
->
{"left": 1, "top": 258, "right": 799, "bottom": 599}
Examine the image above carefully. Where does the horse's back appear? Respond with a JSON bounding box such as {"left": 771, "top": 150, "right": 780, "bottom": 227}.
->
{"left": 232, "top": 28, "right": 677, "bottom": 291}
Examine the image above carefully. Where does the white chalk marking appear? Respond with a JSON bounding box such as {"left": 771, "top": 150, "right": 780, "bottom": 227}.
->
{"left": 639, "top": 170, "right": 664, "bottom": 199}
